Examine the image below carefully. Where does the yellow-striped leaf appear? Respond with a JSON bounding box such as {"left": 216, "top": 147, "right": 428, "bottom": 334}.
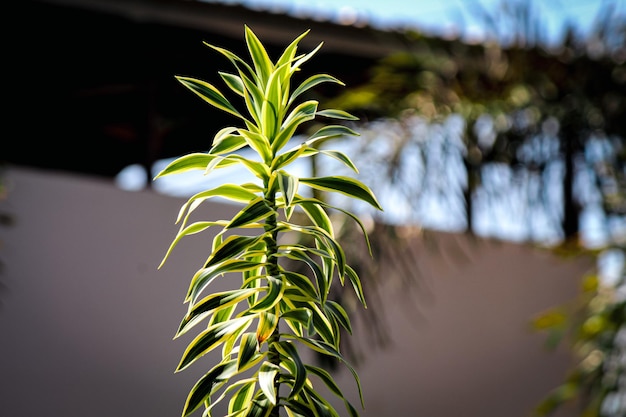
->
{"left": 227, "top": 197, "right": 274, "bottom": 229}
{"left": 176, "top": 184, "right": 259, "bottom": 225}
{"left": 274, "top": 340, "right": 307, "bottom": 398}
{"left": 153, "top": 153, "right": 216, "bottom": 179}
{"left": 256, "top": 308, "right": 278, "bottom": 344}
{"left": 211, "top": 127, "right": 248, "bottom": 155}
{"left": 273, "top": 100, "right": 318, "bottom": 154}
{"left": 181, "top": 359, "right": 238, "bottom": 417}
{"left": 176, "top": 76, "right": 242, "bottom": 119}
{"left": 245, "top": 25, "right": 273, "bottom": 85}
{"left": 290, "top": 74, "right": 343, "bottom": 105}
{"left": 237, "top": 129, "right": 272, "bottom": 162}
{"left": 220, "top": 71, "right": 245, "bottom": 96}
{"left": 258, "top": 362, "right": 280, "bottom": 405}
{"left": 228, "top": 380, "right": 257, "bottom": 415}
{"left": 177, "top": 288, "right": 259, "bottom": 337}
{"left": 205, "top": 42, "right": 257, "bottom": 83}
{"left": 249, "top": 275, "right": 284, "bottom": 312}
{"left": 276, "top": 29, "right": 309, "bottom": 68}
{"left": 158, "top": 221, "right": 223, "bottom": 269}
{"left": 316, "top": 108, "right": 358, "bottom": 120}
{"left": 277, "top": 171, "right": 298, "bottom": 208}
{"left": 238, "top": 332, "right": 259, "bottom": 370}
{"left": 345, "top": 265, "right": 366, "bottom": 308}
{"left": 205, "top": 235, "right": 263, "bottom": 268}
{"left": 177, "top": 317, "right": 253, "bottom": 372}
{"left": 325, "top": 300, "right": 352, "bottom": 334}
{"left": 299, "top": 176, "right": 383, "bottom": 211}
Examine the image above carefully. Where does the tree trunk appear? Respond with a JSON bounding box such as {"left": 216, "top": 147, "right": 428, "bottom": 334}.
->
{"left": 561, "top": 131, "right": 580, "bottom": 240}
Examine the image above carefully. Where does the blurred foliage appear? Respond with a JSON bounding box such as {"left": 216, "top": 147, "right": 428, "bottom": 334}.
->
{"left": 317, "top": 0, "right": 626, "bottom": 415}
{"left": 532, "top": 251, "right": 625, "bottom": 417}
{"left": 328, "top": 4, "right": 625, "bottom": 235}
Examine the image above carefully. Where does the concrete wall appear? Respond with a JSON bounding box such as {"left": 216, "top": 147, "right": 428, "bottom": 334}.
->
{"left": 0, "top": 166, "right": 589, "bottom": 417}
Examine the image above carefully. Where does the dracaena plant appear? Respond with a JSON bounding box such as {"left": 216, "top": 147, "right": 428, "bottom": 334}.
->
{"left": 155, "top": 26, "right": 382, "bottom": 417}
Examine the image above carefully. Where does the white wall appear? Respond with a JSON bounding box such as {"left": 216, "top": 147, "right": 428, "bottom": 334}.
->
{"left": 0, "top": 166, "right": 589, "bottom": 417}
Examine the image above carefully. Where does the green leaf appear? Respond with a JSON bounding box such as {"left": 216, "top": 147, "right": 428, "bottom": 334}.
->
{"left": 220, "top": 71, "right": 245, "bottom": 96}
{"left": 240, "top": 71, "right": 265, "bottom": 125}
{"left": 158, "top": 221, "right": 223, "bottom": 269}
{"left": 181, "top": 359, "right": 238, "bottom": 417}
{"left": 209, "top": 303, "right": 236, "bottom": 328}
{"left": 299, "top": 176, "right": 383, "bottom": 211}
{"left": 256, "top": 308, "right": 278, "bottom": 344}
{"left": 263, "top": 62, "right": 291, "bottom": 138}
{"left": 249, "top": 275, "right": 285, "bottom": 312}
{"left": 316, "top": 109, "right": 359, "bottom": 120}
{"left": 245, "top": 25, "right": 274, "bottom": 85}
{"left": 314, "top": 149, "right": 359, "bottom": 173}
{"left": 280, "top": 248, "right": 326, "bottom": 298}
{"left": 307, "top": 124, "right": 359, "bottom": 142}
{"left": 205, "top": 378, "right": 260, "bottom": 416}
{"left": 325, "top": 300, "right": 352, "bottom": 334}
{"left": 298, "top": 200, "right": 334, "bottom": 237}
{"left": 228, "top": 380, "right": 257, "bottom": 416}
{"left": 273, "top": 100, "right": 318, "bottom": 154}
{"left": 238, "top": 332, "right": 259, "bottom": 370}
{"left": 176, "top": 76, "right": 242, "bottom": 119}
{"left": 277, "top": 171, "right": 299, "bottom": 209}
{"left": 261, "top": 97, "right": 279, "bottom": 141}
{"left": 284, "top": 335, "right": 365, "bottom": 409}
{"left": 176, "top": 184, "right": 259, "bottom": 226}
{"left": 177, "top": 288, "right": 259, "bottom": 337}
{"left": 294, "top": 195, "right": 375, "bottom": 256}
{"left": 211, "top": 127, "right": 248, "bottom": 155}
{"left": 271, "top": 125, "right": 359, "bottom": 172}
{"left": 227, "top": 197, "right": 274, "bottom": 229}
{"left": 309, "top": 302, "right": 337, "bottom": 346}
{"left": 290, "top": 74, "right": 344, "bottom": 104}
{"left": 222, "top": 318, "right": 254, "bottom": 358}
{"left": 259, "top": 362, "right": 280, "bottom": 405}
{"left": 285, "top": 399, "right": 316, "bottom": 417}
{"left": 237, "top": 129, "right": 272, "bottom": 162}
{"left": 345, "top": 265, "right": 367, "bottom": 308}
{"left": 291, "top": 42, "right": 323, "bottom": 73}
{"left": 153, "top": 153, "right": 216, "bottom": 179}
{"left": 304, "top": 365, "right": 343, "bottom": 399}
{"left": 205, "top": 235, "right": 264, "bottom": 268}
{"left": 282, "top": 288, "right": 318, "bottom": 304}
{"left": 281, "top": 271, "right": 319, "bottom": 301}
{"left": 281, "top": 308, "right": 313, "bottom": 328}
{"left": 276, "top": 29, "right": 309, "bottom": 68}
{"left": 302, "top": 386, "right": 340, "bottom": 417}
{"left": 204, "top": 155, "right": 241, "bottom": 177}
{"left": 217, "top": 154, "right": 271, "bottom": 180}
{"left": 177, "top": 317, "right": 253, "bottom": 372}
{"left": 186, "top": 259, "right": 263, "bottom": 304}
{"left": 270, "top": 146, "right": 307, "bottom": 171}
{"left": 247, "top": 396, "right": 273, "bottom": 417}
{"left": 274, "top": 341, "right": 307, "bottom": 398}
{"left": 278, "top": 223, "right": 345, "bottom": 290}
{"left": 205, "top": 42, "right": 257, "bottom": 83}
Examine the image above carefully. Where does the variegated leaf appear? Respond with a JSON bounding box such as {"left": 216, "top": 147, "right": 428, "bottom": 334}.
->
{"left": 299, "top": 176, "right": 383, "bottom": 211}
{"left": 177, "top": 317, "right": 253, "bottom": 372}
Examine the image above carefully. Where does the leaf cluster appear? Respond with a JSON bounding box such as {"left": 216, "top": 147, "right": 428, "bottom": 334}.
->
{"left": 155, "top": 26, "right": 382, "bottom": 417}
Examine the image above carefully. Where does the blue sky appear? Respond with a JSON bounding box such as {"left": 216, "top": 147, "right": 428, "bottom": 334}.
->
{"left": 216, "top": 0, "right": 625, "bottom": 45}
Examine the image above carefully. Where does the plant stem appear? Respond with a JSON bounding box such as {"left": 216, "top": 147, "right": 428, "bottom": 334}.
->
{"left": 264, "top": 184, "right": 281, "bottom": 417}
